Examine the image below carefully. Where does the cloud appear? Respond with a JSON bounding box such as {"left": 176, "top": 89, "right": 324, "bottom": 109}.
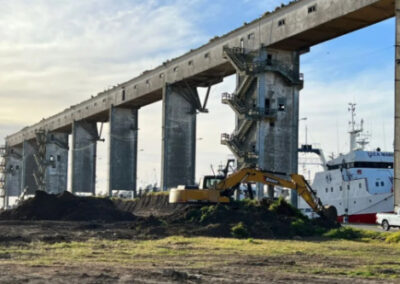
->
{"left": 0, "top": 0, "right": 207, "bottom": 132}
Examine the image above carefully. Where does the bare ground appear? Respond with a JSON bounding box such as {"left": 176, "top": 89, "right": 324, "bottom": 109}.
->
{"left": 0, "top": 220, "right": 398, "bottom": 283}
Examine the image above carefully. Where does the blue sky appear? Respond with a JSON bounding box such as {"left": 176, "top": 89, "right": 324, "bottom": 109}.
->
{"left": 0, "top": 0, "right": 395, "bottom": 192}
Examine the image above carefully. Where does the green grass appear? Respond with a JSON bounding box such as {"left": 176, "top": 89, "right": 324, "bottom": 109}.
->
{"left": 385, "top": 231, "right": 400, "bottom": 243}
{"left": 323, "top": 227, "right": 389, "bottom": 241}
{"left": 1, "top": 233, "right": 400, "bottom": 280}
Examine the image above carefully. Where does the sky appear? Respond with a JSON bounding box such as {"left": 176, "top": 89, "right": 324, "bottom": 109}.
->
{"left": 0, "top": 0, "right": 395, "bottom": 193}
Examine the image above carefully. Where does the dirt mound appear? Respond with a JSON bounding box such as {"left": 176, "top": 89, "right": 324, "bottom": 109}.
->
{"left": 117, "top": 196, "right": 339, "bottom": 239}
{"left": 113, "top": 194, "right": 193, "bottom": 217}
{"left": 161, "top": 199, "right": 334, "bottom": 239}
{"left": 0, "top": 191, "right": 135, "bottom": 222}
{"left": 0, "top": 193, "right": 338, "bottom": 239}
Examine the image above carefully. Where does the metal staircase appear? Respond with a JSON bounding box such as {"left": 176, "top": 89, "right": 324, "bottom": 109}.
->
{"left": 224, "top": 47, "right": 304, "bottom": 87}
{"left": 33, "top": 130, "right": 48, "bottom": 191}
{"left": 221, "top": 134, "right": 258, "bottom": 166}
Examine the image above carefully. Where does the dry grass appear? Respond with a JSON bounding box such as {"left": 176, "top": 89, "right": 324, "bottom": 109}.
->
{"left": 1, "top": 233, "right": 400, "bottom": 280}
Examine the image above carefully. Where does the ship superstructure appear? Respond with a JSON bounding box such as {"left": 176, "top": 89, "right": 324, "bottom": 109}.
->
{"left": 299, "top": 104, "right": 394, "bottom": 223}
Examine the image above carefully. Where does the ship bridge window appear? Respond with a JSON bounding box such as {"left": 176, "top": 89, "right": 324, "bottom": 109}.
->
{"left": 328, "top": 162, "right": 393, "bottom": 170}
{"left": 359, "top": 183, "right": 362, "bottom": 188}
{"left": 347, "top": 184, "right": 350, "bottom": 190}
{"left": 375, "top": 181, "right": 379, "bottom": 187}
{"left": 381, "top": 181, "right": 384, "bottom": 186}
{"left": 331, "top": 187, "right": 333, "bottom": 192}
{"left": 325, "top": 188, "right": 328, "bottom": 193}
{"left": 339, "top": 186, "right": 343, "bottom": 191}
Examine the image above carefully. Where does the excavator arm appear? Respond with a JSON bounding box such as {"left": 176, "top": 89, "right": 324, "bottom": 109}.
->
{"left": 169, "top": 167, "right": 337, "bottom": 221}
{"left": 214, "top": 168, "right": 325, "bottom": 215}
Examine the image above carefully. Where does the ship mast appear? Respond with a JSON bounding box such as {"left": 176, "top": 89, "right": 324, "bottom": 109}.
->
{"left": 348, "top": 103, "right": 365, "bottom": 152}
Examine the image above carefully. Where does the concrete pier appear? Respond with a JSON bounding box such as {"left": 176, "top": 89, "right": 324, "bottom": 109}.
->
{"left": 109, "top": 106, "right": 138, "bottom": 196}
{"left": 71, "top": 121, "right": 98, "bottom": 194}
{"left": 222, "top": 47, "right": 302, "bottom": 206}
{"left": 45, "top": 133, "right": 69, "bottom": 194}
{"left": 4, "top": 147, "right": 23, "bottom": 197}
{"left": 161, "top": 84, "right": 197, "bottom": 190}
{"left": 21, "top": 140, "right": 39, "bottom": 194}
{"left": 395, "top": 0, "right": 400, "bottom": 212}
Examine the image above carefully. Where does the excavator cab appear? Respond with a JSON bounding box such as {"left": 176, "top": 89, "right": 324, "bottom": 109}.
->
{"left": 199, "top": 175, "right": 225, "bottom": 190}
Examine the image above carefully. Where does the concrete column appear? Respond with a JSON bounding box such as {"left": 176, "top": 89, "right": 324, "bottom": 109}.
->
{"left": 4, "top": 147, "right": 23, "bottom": 198}
{"left": 224, "top": 47, "right": 301, "bottom": 206}
{"left": 161, "top": 84, "right": 197, "bottom": 191}
{"left": 71, "top": 121, "right": 98, "bottom": 194}
{"left": 45, "top": 133, "right": 69, "bottom": 194}
{"left": 109, "top": 106, "right": 138, "bottom": 196}
{"left": 256, "top": 51, "right": 300, "bottom": 206}
{"left": 21, "top": 140, "right": 39, "bottom": 194}
{"left": 395, "top": 1, "right": 400, "bottom": 212}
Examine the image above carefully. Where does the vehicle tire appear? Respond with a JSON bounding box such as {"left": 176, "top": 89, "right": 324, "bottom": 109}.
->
{"left": 382, "top": 220, "right": 390, "bottom": 231}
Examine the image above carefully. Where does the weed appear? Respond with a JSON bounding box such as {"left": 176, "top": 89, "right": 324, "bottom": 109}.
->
{"left": 231, "top": 222, "right": 249, "bottom": 239}
{"left": 385, "top": 231, "right": 400, "bottom": 243}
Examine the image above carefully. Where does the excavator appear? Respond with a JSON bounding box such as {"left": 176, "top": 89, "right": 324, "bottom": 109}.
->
{"left": 169, "top": 167, "right": 338, "bottom": 221}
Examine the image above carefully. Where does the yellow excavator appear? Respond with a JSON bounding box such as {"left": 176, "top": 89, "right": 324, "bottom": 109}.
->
{"left": 169, "top": 167, "right": 337, "bottom": 221}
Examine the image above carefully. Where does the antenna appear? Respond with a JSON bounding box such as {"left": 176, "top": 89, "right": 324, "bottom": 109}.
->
{"left": 348, "top": 103, "right": 366, "bottom": 152}
{"left": 210, "top": 164, "right": 216, "bottom": 176}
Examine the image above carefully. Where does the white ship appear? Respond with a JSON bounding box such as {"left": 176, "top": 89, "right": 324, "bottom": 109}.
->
{"left": 299, "top": 104, "right": 394, "bottom": 224}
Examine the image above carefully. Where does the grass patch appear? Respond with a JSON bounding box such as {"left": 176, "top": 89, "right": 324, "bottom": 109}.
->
{"left": 385, "top": 231, "right": 400, "bottom": 243}
{"left": 231, "top": 222, "right": 249, "bottom": 239}
{"left": 0, "top": 236, "right": 399, "bottom": 280}
{"left": 324, "top": 227, "right": 388, "bottom": 241}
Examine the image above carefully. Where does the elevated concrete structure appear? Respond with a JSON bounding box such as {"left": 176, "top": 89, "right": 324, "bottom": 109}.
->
{"left": 5, "top": 0, "right": 394, "bottom": 147}
{"left": 2, "top": 0, "right": 396, "bottom": 204}
{"left": 109, "top": 106, "right": 138, "bottom": 195}
{"left": 71, "top": 121, "right": 98, "bottom": 194}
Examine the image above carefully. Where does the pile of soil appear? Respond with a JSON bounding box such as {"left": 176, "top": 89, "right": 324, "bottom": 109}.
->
{"left": 117, "top": 195, "right": 338, "bottom": 239}
{"left": 0, "top": 191, "right": 135, "bottom": 222}
{"left": 160, "top": 198, "right": 338, "bottom": 239}
{"left": 113, "top": 194, "right": 191, "bottom": 217}
{"left": 0, "top": 192, "right": 338, "bottom": 239}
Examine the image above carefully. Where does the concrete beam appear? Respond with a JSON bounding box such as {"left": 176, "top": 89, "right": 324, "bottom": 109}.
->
{"left": 395, "top": 0, "right": 400, "bottom": 212}
{"left": 161, "top": 84, "right": 197, "bottom": 190}
{"left": 21, "top": 140, "right": 39, "bottom": 194}
{"left": 45, "top": 133, "right": 69, "bottom": 194}
{"left": 4, "top": 147, "right": 23, "bottom": 198}
{"left": 5, "top": 0, "right": 394, "bottom": 147}
{"left": 109, "top": 106, "right": 138, "bottom": 195}
{"left": 71, "top": 121, "right": 98, "bottom": 194}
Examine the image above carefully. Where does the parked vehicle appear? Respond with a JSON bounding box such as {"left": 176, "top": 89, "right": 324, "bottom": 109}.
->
{"left": 376, "top": 209, "right": 400, "bottom": 231}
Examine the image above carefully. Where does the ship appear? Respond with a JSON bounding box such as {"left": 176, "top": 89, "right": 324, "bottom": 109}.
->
{"left": 298, "top": 103, "right": 394, "bottom": 224}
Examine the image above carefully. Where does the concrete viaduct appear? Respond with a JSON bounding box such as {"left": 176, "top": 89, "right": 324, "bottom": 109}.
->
{"left": 1, "top": 0, "right": 397, "bottom": 208}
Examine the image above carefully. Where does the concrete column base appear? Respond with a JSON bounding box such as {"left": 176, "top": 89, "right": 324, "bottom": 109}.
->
{"left": 109, "top": 106, "right": 138, "bottom": 196}
{"left": 161, "top": 84, "right": 197, "bottom": 191}
{"left": 72, "top": 121, "right": 98, "bottom": 194}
